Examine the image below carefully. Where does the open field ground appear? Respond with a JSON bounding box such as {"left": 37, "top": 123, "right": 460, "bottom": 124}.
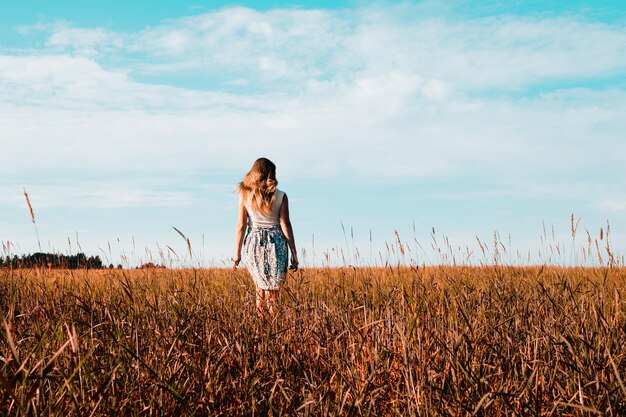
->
{"left": 1, "top": 266, "right": 625, "bottom": 416}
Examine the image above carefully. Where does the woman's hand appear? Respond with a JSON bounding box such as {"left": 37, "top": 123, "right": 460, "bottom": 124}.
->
{"left": 232, "top": 253, "right": 241, "bottom": 269}
{"left": 289, "top": 254, "right": 299, "bottom": 271}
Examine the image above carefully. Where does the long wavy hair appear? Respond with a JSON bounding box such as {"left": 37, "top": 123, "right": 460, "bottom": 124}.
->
{"left": 237, "top": 158, "right": 278, "bottom": 214}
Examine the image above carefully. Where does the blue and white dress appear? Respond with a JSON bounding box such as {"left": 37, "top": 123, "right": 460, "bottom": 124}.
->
{"left": 242, "top": 189, "right": 289, "bottom": 290}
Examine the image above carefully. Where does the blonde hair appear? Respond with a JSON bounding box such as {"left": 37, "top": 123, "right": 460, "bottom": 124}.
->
{"left": 237, "top": 157, "right": 278, "bottom": 214}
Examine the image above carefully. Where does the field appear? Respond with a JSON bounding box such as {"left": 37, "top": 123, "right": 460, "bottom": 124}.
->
{"left": 1, "top": 265, "right": 625, "bottom": 416}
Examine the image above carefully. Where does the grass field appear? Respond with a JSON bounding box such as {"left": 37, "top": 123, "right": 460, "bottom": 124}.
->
{"left": 1, "top": 265, "right": 625, "bottom": 416}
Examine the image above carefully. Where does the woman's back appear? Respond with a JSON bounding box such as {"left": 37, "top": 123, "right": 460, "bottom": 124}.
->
{"left": 233, "top": 158, "right": 298, "bottom": 313}
{"left": 243, "top": 189, "right": 285, "bottom": 227}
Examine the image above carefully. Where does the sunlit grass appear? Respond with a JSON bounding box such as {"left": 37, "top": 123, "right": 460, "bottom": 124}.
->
{"left": 1, "top": 264, "right": 625, "bottom": 416}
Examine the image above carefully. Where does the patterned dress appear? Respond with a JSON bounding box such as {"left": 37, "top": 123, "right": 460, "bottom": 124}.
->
{"left": 242, "top": 190, "right": 289, "bottom": 290}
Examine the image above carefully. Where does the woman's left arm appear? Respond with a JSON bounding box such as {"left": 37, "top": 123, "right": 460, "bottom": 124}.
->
{"left": 279, "top": 194, "right": 298, "bottom": 271}
{"left": 233, "top": 197, "right": 248, "bottom": 268}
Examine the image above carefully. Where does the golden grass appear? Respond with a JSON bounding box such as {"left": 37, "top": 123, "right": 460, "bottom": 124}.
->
{"left": 1, "top": 265, "right": 625, "bottom": 415}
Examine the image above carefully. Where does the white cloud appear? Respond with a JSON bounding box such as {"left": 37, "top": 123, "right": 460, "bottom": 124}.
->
{"left": 0, "top": 183, "right": 193, "bottom": 209}
{"left": 0, "top": 5, "right": 625, "bottom": 192}
{"left": 258, "top": 56, "right": 290, "bottom": 78}
{"left": 11, "top": 5, "right": 622, "bottom": 99}
{"left": 46, "top": 27, "right": 124, "bottom": 56}
{"left": 247, "top": 21, "right": 273, "bottom": 37}
{"left": 224, "top": 78, "right": 249, "bottom": 86}
{"left": 3, "top": 5, "right": 625, "bottom": 264}
{"left": 0, "top": 54, "right": 267, "bottom": 110}
{"left": 1, "top": 48, "right": 625, "bottom": 182}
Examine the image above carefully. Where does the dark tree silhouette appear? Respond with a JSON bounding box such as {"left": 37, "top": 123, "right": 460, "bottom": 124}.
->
{"left": 1, "top": 253, "right": 103, "bottom": 269}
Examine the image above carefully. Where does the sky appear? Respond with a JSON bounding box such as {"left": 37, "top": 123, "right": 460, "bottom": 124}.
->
{"left": 1, "top": 0, "right": 625, "bottom": 268}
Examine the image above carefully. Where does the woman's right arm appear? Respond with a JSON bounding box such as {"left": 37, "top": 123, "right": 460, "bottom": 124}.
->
{"left": 233, "top": 197, "right": 248, "bottom": 268}
{"left": 279, "top": 194, "right": 298, "bottom": 271}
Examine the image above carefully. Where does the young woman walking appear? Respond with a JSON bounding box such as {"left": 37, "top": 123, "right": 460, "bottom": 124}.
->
{"left": 232, "top": 158, "right": 298, "bottom": 315}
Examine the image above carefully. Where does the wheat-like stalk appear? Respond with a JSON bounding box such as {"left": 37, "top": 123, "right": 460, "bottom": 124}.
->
{"left": 172, "top": 226, "right": 193, "bottom": 259}
{"left": 23, "top": 188, "right": 41, "bottom": 251}
{"left": 0, "top": 265, "right": 624, "bottom": 415}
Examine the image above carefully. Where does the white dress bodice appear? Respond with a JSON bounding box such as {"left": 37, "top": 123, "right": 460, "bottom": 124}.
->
{"left": 243, "top": 189, "right": 285, "bottom": 227}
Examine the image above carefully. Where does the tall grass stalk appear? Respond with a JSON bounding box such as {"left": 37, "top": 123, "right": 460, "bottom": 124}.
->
{"left": 1, "top": 265, "right": 625, "bottom": 415}
{"left": 22, "top": 188, "right": 41, "bottom": 252}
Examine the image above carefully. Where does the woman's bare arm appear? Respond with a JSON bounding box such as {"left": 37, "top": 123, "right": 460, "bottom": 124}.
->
{"left": 279, "top": 194, "right": 298, "bottom": 270}
{"left": 233, "top": 197, "right": 248, "bottom": 268}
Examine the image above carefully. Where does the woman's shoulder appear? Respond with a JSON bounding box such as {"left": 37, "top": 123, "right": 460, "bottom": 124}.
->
{"left": 275, "top": 189, "right": 286, "bottom": 205}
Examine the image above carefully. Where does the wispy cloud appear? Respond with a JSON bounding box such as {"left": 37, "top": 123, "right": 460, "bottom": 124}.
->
{"left": 0, "top": 182, "right": 194, "bottom": 209}
{"left": 1, "top": 3, "right": 625, "bottom": 262}
{"left": 1, "top": 60, "right": 624, "bottom": 180}
{"left": 19, "top": 6, "right": 626, "bottom": 93}
{"left": 46, "top": 27, "right": 124, "bottom": 56}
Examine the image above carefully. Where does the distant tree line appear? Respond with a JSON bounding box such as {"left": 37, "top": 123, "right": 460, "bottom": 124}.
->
{"left": 0, "top": 253, "right": 104, "bottom": 269}
{"left": 137, "top": 262, "right": 166, "bottom": 269}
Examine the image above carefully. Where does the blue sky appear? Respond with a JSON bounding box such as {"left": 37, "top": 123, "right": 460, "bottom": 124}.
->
{"left": 1, "top": 1, "right": 625, "bottom": 267}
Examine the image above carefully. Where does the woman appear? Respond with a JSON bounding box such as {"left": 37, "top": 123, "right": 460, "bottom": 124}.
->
{"left": 232, "top": 158, "right": 298, "bottom": 315}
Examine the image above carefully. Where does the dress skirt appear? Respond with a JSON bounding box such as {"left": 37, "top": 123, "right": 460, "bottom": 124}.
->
{"left": 243, "top": 225, "right": 289, "bottom": 290}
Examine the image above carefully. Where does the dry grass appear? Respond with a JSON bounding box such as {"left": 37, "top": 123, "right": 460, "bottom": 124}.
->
{"left": 1, "top": 265, "right": 625, "bottom": 416}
